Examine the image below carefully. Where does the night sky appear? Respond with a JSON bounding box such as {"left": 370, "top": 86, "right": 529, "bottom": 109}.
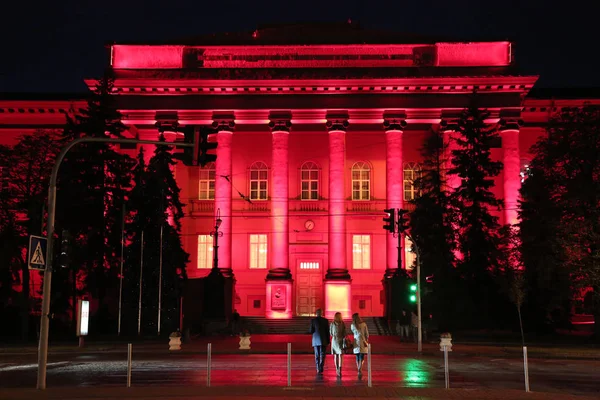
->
{"left": 2, "top": 0, "right": 599, "bottom": 93}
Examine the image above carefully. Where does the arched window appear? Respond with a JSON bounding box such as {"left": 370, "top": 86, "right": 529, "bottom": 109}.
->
{"left": 403, "top": 162, "right": 421, "bottom": 201}
{"left": 300, "top": 161, "right": 319, "bottom": 200}
{"left": 351, "top": 161, "right": 371, "bottom": 200}
{"left": 249, "top": 161, "right": 268, "bottom": 200}
{"left": 198, "top": 162, "right": 215, "bottom": 200}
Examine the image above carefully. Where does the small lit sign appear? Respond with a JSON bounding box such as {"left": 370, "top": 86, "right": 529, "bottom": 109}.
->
{"left": 77, "top": 299, "right": 89, "bottom": 336}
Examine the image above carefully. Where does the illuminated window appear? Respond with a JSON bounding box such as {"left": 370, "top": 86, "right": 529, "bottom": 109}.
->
{"left": 403, "top": 163, "right": 421, "bottom": 201}
{"left": 351, "top": 162, "right": 371, "bottom": 200}
{"left": 197, "top": 235, "right": 213, "bottom": 269}
{"left": 198, "top": 162, "right": 215, "bottom": 200}
{"left": 404, "top": 236, "right": 416, "bottom": 271}
{"left": 352, "top": 235, "right": 371, "bottom": 269}
{"left": 249, "top": 162, "right": 268, "bottom": 200}
{"left": 300, "top": 161, "right": 319, "bottom": 200}
{"left": 249, "top": 234, "right": 268, "bottom": 269}
{"left": 300, "top": 261, "right": 320, "bottom": 270}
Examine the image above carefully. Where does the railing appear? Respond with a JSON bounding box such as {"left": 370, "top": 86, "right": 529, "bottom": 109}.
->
{"left": 289, "top": 199, "right": 328, "bottom": 212}
{"left": 190, "top": 198, "right": 416, "bottom": 215}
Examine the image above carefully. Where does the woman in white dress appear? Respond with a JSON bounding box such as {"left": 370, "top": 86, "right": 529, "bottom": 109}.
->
{"left": 329, "top": 312, "right": 346, "bottom": 376}
{"left": 351, "top": 312, "right": 369, "bottom": 375}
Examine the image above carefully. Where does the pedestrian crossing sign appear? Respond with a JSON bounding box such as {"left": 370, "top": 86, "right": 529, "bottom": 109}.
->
{"left": 28, "top": 235, "right": 48, "bottom": 271}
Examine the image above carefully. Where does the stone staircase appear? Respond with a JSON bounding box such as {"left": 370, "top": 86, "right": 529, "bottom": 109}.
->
{"left": 240, "top": 316, "right": 392, "bottom": 335}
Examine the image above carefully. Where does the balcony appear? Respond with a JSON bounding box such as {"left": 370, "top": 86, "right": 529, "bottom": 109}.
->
{"left": 289, "top": 199, "right": 328, "bottom": 213}
{"left": 189, "top": 199, "right": 215, "bottom": 215}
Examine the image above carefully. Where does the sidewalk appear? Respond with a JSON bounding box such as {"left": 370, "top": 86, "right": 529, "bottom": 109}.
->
{"left": 2, "top": 335, "right": 600, "bottom": 360}
{"left": 0, "top": 386, "right": 597, "bottom": 400}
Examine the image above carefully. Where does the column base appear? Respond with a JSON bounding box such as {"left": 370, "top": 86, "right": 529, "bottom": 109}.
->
{"left": 265, "top": 280, "right": 293, "bottom": 319}
{"left": 324, "top": 280, "right": 352, "bottom": 320}
{"left": 217, "top": 268, "right": 235, "bottom": 279}
{"left": 325, "top": 268, "right": 351, "bottom": 280}
{"left": 266, "top": 268, "right": 292, "bottom": 281}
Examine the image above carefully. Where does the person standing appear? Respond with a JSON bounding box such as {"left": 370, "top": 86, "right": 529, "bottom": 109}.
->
{"left": 399, "top": 309, "right": 411, "bottom": 342}
{"left": 231, "top": 309, "right": 240, "bottom": 336}
{"left": 310, "top": 308, "right": 330, "bottom": 373}
{"left": 351, "top": 312, "right": 369, "bottom": 376}
{"left": 329, "top": 312, "right": 346, "bottom": 377}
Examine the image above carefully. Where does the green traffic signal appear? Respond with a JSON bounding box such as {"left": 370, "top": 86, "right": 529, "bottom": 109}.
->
{"left": 409, "top": 294, "right": 417, "bottom": 303}
{"left": 410, "top": 284, "right": 417, "bottom": 292}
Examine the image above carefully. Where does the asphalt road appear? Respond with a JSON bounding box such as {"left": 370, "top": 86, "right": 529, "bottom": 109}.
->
{"left": 0, "top": 352, "right": 598, "bottom": 396}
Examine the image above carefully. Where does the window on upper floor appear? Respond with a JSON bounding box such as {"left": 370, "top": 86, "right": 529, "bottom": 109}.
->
{"left": 351, "top": 161, "right": 371, "bottom": 200}
{"left": 352, "top": 234, "right": 371, "bottom": 269}
{"left": 520, "top": 158, "right": 532, "bottom": 183}
{"left": 249, "top": 234, "right": 268, "bottom": 269}
{"left": 249, "top": 162, "right": 268, "bottom": 201}
{"left": 198, "top": 162, "right": 215, "bottom": 200}
{"left": 197, "top": 234, "right": 213, "bottom": 269}
{"left": 300, "top": 161, "right": 319, "bottom": 200}
{"left": 403, "top": 162, "right": 421, "bottom": 201}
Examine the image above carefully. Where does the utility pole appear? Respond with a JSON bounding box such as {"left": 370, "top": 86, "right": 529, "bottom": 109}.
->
{"left": 37, "top": 136, "right": 195, "bottom": 390}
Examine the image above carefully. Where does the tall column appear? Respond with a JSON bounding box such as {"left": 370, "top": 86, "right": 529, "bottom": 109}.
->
{"left": 383, "top": 118, "right": 405, "bottom": 277}
{"left": 324, "top": 117, "right": 351, "bottom": 319}
{"left": 265, "top": 118, "right": 293, "bottom": 319}
{"left": 500, "top": 119, "right": 521, "bottom": 226}
{"left": 213, "top": 119, "right": 235, "bottom": 278}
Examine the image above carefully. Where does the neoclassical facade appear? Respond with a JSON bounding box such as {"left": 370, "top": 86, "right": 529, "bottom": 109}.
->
{"left": 2, "top": 26, "right": 598, "bottom": 319}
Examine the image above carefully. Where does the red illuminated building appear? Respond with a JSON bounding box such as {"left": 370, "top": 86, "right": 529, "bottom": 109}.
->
{"left": 2, "top": 24, "right": 599, "bottom": 319}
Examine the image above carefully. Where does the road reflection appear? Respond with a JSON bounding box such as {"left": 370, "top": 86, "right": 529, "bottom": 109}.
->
{"left": 401, "top": 359, "right": 430, "bottom": 388}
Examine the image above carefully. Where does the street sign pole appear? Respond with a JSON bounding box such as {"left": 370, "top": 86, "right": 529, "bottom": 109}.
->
{"left": 37, "top": 137, "right": 193, "bottom": 390}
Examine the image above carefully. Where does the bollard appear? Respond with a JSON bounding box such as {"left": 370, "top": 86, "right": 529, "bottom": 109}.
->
{"left": 523, "top": 346, "right": 530, "bottom": 392}
{"left": 207, "top": 343, "right": 212, "bottom": 387}
{"left": 127, "top": 343, "right": 132, "bottom": 388}
{"left": 367, "top": 343, "right": 372, "bottom": 388}
{"left": 287, "top": 343, "right": 291, "bottom": 387}
{"left": 443, "top": 345, "right": 449, "bottom": 389}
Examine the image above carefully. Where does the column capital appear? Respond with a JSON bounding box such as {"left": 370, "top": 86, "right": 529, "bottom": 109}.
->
{"left": 212, "top": 115, "right": 235, "bottom": 132}
{"left": 268, "top": 119, "right": 292, "bottom": 133}
{"left": 326, "top": 118, "right": 349, "bottom": 132}
{"left": 383, "top": 118, "right": 407, "bottom": 132}
{"left": 498, "top": 118, "right": 523, "bottom": 132}
{"left": 439, "top": 119, "right": 460, "bottom": 132}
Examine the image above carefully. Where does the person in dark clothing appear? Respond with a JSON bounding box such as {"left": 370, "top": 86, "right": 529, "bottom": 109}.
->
{"left": 231, "top": 309, "right": 240, "bottom": 336}
{"left": 310, "top": 308, "right": 330, "bottom": 373}
{"left": 399, "top": 309, "right": 411, "bottom": 342}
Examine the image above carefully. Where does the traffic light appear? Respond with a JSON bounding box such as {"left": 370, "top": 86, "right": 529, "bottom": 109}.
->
{"left": 398, "top": 208, "right": 409, "bottom": 234}
{"left": 198, "top": 126, "right": 218, "bottom": 167}
{"left": 173, "top": 126, "right": 198, "bottom": 166}
{"left": 383, "top": 208, "right": 396, "bottom": 233}
{"left": 60, "top": 230, "right": 71, "bottom": 268}
{"left": 409, "top": 282, "right": 417, "bottom": 303}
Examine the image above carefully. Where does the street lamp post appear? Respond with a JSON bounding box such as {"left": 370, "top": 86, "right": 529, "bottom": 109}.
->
{"left": 210, "top": 208, "right": 223, "bottom": 271}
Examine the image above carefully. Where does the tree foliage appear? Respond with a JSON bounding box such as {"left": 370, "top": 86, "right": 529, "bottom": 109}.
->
{"left": 410, "top": 129, "right": 461, "bottom": 331}
{"left": 56, "top": 70, "right": 134, "bottom": 332}
{"left": 520, "top": 105, "right": 600, "bottom": 337}
{"left": 449, "top": 106, "right": 509, "bottom": 328}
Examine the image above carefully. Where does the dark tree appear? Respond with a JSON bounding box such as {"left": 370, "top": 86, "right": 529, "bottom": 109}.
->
{"left": 521, "top": 105, "right": 600, "bottom": 338}
{"left": 410, "top": 129, "right": 462, "bottom": 331}
{"left": 0, "top": 131, "right": 60, "bottom": 339}
{"left": 450, "top": 106, "right": 509, "bottom": 328}
{"left": 57, "top": 70, "right": 134, "bottom": 333}
{"left": 124, "top": 139, "right": 188, "bottom": 336}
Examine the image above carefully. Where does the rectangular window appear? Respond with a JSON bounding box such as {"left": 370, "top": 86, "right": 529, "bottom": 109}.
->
{"left": 250, "top": 170, "right": 268, "bottom": 200}
{"left": 404, "top": 236, "right": 416, "bottom": 270}
{"left": 403, "top": 164, "right": 420, "bottom": 201}
{"left": 198, "top": 169, "right": 215, "bottom": 200}
{"left": 351, "top": 170, "right": 370, "bottom": 200}
{"left": 249, "top": 234, "right": 268, "bottom": 269}
{"left": 301, "top": 169, "right": 319, "bottom": 200}
{"left": 197, "top": 235, "right": 213, "bottom": 269}
{"left": 352, "top": 235, "right": 371, "bottom": 269}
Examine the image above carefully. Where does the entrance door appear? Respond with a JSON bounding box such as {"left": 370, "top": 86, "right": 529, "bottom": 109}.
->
{"left": 296, "top": 261, "right": 322, "bottom": 316}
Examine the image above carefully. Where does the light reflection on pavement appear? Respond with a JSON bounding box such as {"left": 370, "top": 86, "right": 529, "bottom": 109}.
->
{"left": 0, "top": 353, "right": 598, "bottom": 396}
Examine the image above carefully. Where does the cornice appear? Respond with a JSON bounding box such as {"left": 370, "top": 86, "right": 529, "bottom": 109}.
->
{"left": 105, "top": 76, "right": 538, "bottom": 96}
